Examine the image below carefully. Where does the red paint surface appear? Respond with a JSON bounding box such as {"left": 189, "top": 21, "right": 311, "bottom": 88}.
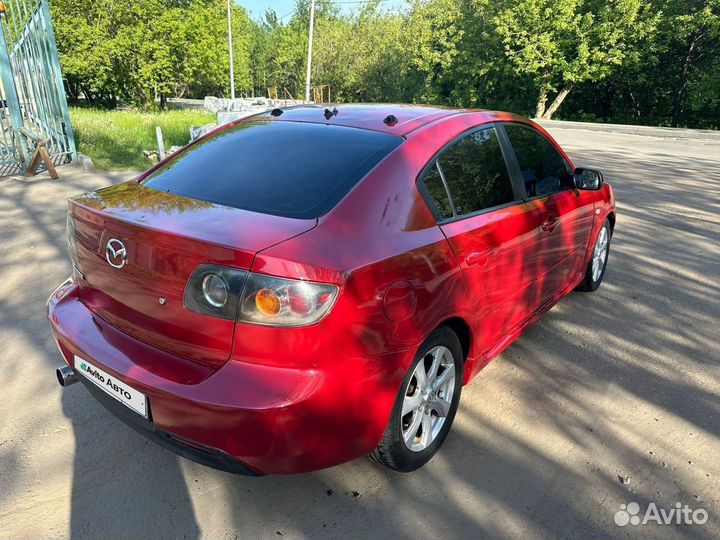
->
{"left": 49, "top": 105, "right": 616, "bottom": 474}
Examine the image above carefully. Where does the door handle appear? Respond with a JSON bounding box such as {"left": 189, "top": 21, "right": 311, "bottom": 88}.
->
{"left": 466, "top": 248, "right": 494, "bottom": 267}
{"left": 541, "top": 214, "right": 560, "bottom": 232}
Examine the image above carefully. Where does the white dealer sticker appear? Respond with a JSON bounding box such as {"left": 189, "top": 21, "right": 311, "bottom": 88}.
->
{"left": 74, "top": 355, "right": 148, "bottom": 418}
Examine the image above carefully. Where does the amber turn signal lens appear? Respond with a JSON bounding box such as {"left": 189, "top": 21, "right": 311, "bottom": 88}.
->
{"left": 255, "top": 288, "right": 281, "bottom": 317}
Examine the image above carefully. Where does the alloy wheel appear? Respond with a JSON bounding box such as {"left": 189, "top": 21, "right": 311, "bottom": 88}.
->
{"left": 592, "top": 226, "right": 609, "bottom": 282}
{"left": 401, "top": 345, "right": 456, "bottom": 452}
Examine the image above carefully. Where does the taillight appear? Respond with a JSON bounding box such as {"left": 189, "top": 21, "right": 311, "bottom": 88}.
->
{"left": 183, "top": 266, "right": 338, "bottom": 327}
{"left": 183, "top": 265, "right": 248, "bottom": 320}
{"left": 238, "top": 273, "right": 338, "bottom": 327}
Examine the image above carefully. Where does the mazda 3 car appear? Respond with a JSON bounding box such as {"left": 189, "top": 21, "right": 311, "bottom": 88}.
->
{"left": 48, "top": 104, "right": 615, "bottom": 475}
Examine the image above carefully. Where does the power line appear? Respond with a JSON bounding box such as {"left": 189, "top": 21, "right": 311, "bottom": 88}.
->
{"left": 331, "top": 0, "right": 399, "bottom": 4}
{"left": 277, "top": 8, "right": 297, "bottom": 21}
{"left": 274, "top": 0, "right": 399, "bottom": 19}
{"left": 270, "top": 0, "right": 401, "bottom": 24}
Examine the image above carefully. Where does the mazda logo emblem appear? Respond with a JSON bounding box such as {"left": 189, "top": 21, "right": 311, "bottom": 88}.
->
{"left": 105, "top": 238, "right": 127, "bottom": 269}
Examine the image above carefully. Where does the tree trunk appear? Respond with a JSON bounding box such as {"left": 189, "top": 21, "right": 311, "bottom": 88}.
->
{"left": 80, "top": 85, "right": 93, "bottom": 104}
{"left": 541, "top": 84, "right": 575, "bottom": 120}
{"left": 628, "top": 89, "right": 641, "bottom": 121}
{"left": 599, "top": 83, "right": 614, "bottom": 120}
{"left": 535, "top": 87, "right": 548, "bottom": 118}
{"left": 671, "top": 28, "right": 701, "bottom": 128}
{"left": 64, "top": 79, "right": 78, "bottom": 102}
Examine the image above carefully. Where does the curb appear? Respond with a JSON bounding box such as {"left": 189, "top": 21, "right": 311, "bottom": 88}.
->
{"left": 536, "top": 119, "right": 720, "bottom": 142}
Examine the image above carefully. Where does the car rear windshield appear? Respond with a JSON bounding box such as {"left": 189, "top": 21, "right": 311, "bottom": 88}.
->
{"left": 142, "top": 120, "right": 402, "bottom": 219}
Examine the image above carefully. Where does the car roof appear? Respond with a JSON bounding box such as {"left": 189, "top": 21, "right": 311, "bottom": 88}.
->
{"left": 265, "top": 103, "right": 528, "bottom": 136}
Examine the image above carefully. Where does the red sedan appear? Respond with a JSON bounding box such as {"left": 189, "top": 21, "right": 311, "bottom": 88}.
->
{"left": 48, "top": 104, "right": 615, "bottom": 475}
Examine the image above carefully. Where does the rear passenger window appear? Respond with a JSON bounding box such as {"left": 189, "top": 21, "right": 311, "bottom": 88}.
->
{"left": 419, "top": 164, "right": 454, "bottom": 220}
{"left": 503, "top": 124, "right": 571, "bottom": 197}
{"left": 433, "top": 127, "right": 514, "bottom": 218}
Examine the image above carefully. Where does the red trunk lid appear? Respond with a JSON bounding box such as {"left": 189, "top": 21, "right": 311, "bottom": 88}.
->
{"left": 68, "top": 181, "right": 316, "bottom": 365}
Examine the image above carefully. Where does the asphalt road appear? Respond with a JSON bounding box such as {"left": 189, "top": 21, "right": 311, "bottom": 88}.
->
{"left": 0, "top": 125, "right": 718, "bottom": 540}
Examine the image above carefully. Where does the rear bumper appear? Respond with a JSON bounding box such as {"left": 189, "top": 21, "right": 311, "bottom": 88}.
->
{"left": 48, "top": 279, "right": 407, "bottom": 475}
{"left": 76, "top": 369, "right": 262, "bottom": 475}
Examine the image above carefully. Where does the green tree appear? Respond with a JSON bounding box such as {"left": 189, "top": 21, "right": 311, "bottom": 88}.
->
{"left": 659, "top": 0, "right": 720, "bottom": 126}
{"left": 51, "top": 0, "right": 254, "bottom": 107}
{"left": 48, "top": 0, "right": 720, "bottom": 128}
{"left": 494, "top": 0, "right": 652, "bottom": 119}
{"left": 400, "top": 0, "right": 463, "bottom": 103}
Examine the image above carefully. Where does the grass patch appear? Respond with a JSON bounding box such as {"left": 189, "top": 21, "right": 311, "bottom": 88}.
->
{"left": 70, "top": 107, "right": 216, "bottom": 171}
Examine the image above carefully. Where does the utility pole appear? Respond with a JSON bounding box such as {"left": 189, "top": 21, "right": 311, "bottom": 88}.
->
{"left": 304, "top": 0, "right": 316, "bottom": 103}
{"left": 227, "top": 0, "right": 235, "bottom": 100}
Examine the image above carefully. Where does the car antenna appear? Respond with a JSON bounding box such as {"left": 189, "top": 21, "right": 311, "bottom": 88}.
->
{"left": 324, "top": 107, "right": 339, "bottom": 120}
{"left": 383, "top": 114, "right": 398, "bottom": 126}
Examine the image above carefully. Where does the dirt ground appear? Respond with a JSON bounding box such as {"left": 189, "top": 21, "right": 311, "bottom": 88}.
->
{"left": 0, "top": 125, "right": 718, "bottom": 539}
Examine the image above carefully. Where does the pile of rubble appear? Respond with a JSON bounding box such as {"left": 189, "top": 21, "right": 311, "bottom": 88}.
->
{"left": 190, "top": 96, "right": 302, "bottom": 141}
{"left": 147, "top": 96, "right": 305, "bottom": 163}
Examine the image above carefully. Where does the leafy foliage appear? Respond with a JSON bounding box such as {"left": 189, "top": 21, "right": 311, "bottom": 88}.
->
{"left": 50, "top": 0, "right": 720, "bottom": 127}
{"left": 51, "top": 0, "right": 251, "bottom": 107}
{"left": 494, "top": 0, "right": 653, "bottom": 117}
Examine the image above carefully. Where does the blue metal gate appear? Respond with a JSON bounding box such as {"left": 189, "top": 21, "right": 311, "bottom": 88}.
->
{"left": 0, "top": 0, "right": 75, "bottom": 176}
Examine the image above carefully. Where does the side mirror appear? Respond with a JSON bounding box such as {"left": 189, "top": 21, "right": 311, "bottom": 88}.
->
{"left": 573, "top": 168, "right": 603, "bottom": 190}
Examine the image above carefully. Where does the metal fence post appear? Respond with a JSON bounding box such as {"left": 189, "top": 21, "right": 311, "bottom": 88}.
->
{"left": 0, "top": 15, "right": 28, "bottom": 167}
{"left": 39, "top": 0, "right": 76, "bottom": 162}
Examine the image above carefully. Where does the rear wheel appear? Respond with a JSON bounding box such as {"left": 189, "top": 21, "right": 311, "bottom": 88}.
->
{"left": 577, "top": 219, "right": 611, "bottom": 292}
{"left": 370, "top": 326, "right": 463, "bottom": 472}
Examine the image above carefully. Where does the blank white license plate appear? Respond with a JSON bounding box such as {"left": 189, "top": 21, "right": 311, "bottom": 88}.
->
{"left": 74, "top": 355, "right": 148, "bottom": 418}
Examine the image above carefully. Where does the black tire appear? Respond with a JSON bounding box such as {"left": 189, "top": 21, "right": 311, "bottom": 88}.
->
{"left": 370, "top": 326, "right": 463, "bottom": 472}
{"left": 576, "top": 219, "right": 611, "bottom": 292}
